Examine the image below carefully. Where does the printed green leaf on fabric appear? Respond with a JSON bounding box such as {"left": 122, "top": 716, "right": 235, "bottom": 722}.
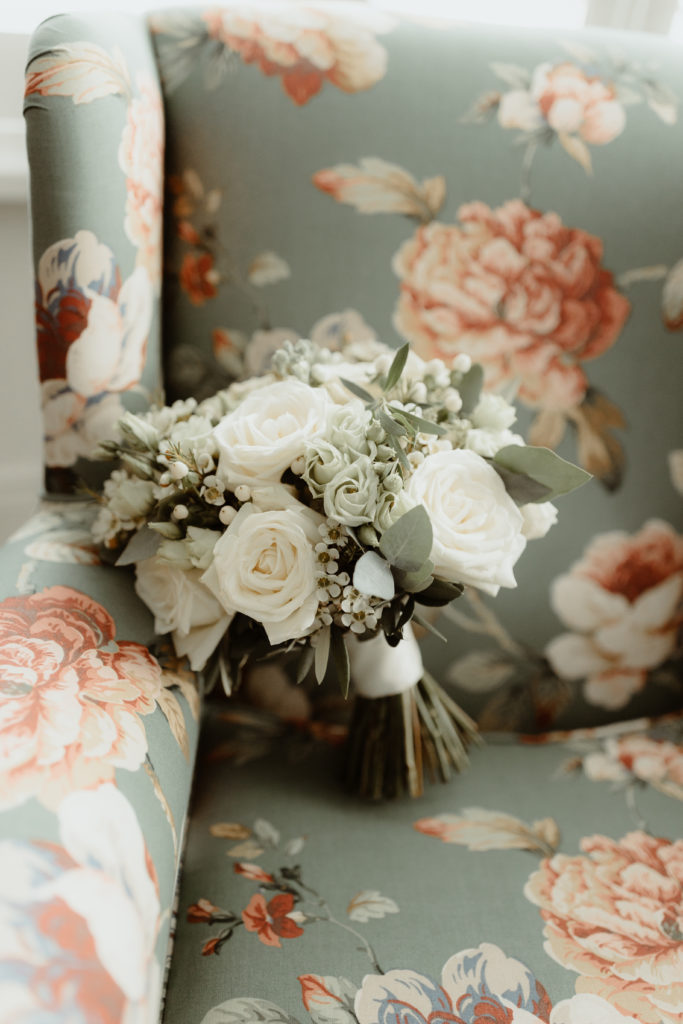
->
{"left": 201, "top": 998, "right": 301, "bottom": 1024}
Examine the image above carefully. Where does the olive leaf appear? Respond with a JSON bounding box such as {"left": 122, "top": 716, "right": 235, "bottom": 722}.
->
{"left": 383, "top": 343, "right": 410, "bottom": 391}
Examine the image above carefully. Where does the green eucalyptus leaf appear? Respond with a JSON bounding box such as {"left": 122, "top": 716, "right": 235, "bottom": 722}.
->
{"left": 330, "top": 628, "right": 350, "bottom": 698}
{"left": 296, "top": 643, "right": 315, "bottom": 685}
{"left": 115, "top": 526, "right": 162, "bottom": 566}
{"left": 414, "top": 578, "right": 464, "bottom": 606}
{"left": 314, "top": 626, "right": 331, "bottom": 684}
{"left": 340, "top": 378, "right": 374, "bottom": 403}
{"left": 353, "top": 551, "right": 395, "bottom": 600}
{"left": 492, "top": 464, "right": 552, "bottom": 505}
{"left": 394, "top": 559, "right": 434, "bottom": 593}
{"left": 494, "top": 445, "right": 592, "bottom": 502}
{"left": 383, "top": 343, "right": 410, "bottom": 392}
{"left": 379, "top": 505, "right": 433, "bottom": 573}
{"left": 458, "top": 364, "right": 484, "bottom": 415}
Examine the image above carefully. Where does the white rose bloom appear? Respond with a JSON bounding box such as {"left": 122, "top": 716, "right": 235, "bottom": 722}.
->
{"left": 405, "top": 448, "right": 526, "bottom": 596}
{"left": 214, "top": 379, "right": 333, "bottom": 484}
{"left": 135, "top": 557, "right": 231, "bottom": 670}
{"left": 471, "top": 392, "right": 517, "bottom": 432}
{"left": 202, "top": 503, "right": 322, "bottom": 645}
{"left": 311, "top": 360, "right": 376, "bottom": 404}
{"left": 105, "top": 470, "right": 156, "bottom": 523}
{"left": 465, "top": 427, "right": 524, "bottom": 459}
{"left": 520, "top": 501, "right": 558, "bottom": 540}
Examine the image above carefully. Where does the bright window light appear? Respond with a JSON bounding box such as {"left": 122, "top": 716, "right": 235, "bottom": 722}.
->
{"left": 367, "top": 0, "right": 589, "bottom": 29}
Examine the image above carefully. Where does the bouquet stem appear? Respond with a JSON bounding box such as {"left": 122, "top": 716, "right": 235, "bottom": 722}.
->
{"left": 345, "top": 629, "right": 480, "bottom": 799}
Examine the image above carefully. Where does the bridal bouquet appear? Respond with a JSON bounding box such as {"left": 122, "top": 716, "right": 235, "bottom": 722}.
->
{"left": 93, "top": 338, "right": 589, "bottom": 798}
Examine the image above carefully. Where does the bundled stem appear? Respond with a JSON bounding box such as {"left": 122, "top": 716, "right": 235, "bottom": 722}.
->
{"left": 344, "top": 672, "right": 481, "bottom": 800}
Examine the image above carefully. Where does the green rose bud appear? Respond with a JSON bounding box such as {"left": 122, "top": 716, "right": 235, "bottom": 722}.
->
{"left": 303, "top": 440, "right": 348, "bottom": 498}
{"left": 374, "top": 489, "right": 415, "bottom": 533}
{"left": 329, "top": 401, "right": 373, "bottom": 458}
{"left": 324, "top": 456, "right": 380, "bottom": 527}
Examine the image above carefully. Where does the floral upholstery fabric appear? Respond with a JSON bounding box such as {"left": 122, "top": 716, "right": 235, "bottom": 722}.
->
{"left": 0, "top": 3, "right": 680, "bottom": 1022}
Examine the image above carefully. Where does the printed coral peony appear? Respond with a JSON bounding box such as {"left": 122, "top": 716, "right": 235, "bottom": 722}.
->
{"left": 393, "top": 200, "right": 630, "bottom": 411}
{"left": 0, "top": 786, "right": 161, "bottom": 1023}
{"left": 202, "top": 6, "right": 391, "bottom": 105}
{"left": 525, "top": 832, "right": 683, "bottom": 1023}
{"left": 0, "top": 586, "right": 163, "bottom": 808}
{"left": 546, "top": 519, "right": 683, "bottom": 708}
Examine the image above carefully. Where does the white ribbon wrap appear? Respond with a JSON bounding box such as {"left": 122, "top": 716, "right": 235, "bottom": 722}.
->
{"left": 348, "top": 624, "right": 424, "bottom": 699}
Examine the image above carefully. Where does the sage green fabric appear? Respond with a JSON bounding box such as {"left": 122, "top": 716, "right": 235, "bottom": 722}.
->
{"left": 163, "top": 701, "right": 683, "bottom": 1024}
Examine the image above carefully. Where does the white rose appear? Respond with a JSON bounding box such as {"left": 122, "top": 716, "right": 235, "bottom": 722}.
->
{"left": 105, "top": 470, "right": 156, "bottom": 522}
{"left": 214, "top": 379, "right": 333, "bottom": 484}
{"left": 202, "top": 503, "right": 322, "bottom": 645}
{"left": 135, "top": 557, "right": 231, "bottom": 670}
{"left": 311, "top": 360, "right": 376, "bottom": 404}
{"left": 405, "top": 448, "right": 526, "bottom": 596}
{"left": 324, "top": 456, "right": 380, "bottom": 526}
{"left": 520, "top": 501, "right": 558, "bottom": 540}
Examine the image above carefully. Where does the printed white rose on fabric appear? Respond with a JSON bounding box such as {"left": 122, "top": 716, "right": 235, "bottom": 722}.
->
{"left": 214, "top": 378, "right": 333, "bottom": 485}
{"left": 202, "top": 503, "right": 322, "bottom": 645}
{"left": 546, "top": 519, "right": 683, "bottom": 709}
{"left": 354, "top": 941, "right": 636, "bottom": 1024}
{"left": 136, "top": 557, "right": 231, "bottom": 670}
{"left": 405, "top": 448, "right": 526, "bottom": 595}
{"left": 0, "top": 786, "right": 161, "bottom": 1024}
{"left": 36, "top": 230, "right": 153, "bottom": 467}
{"left": 498, "top": 62, "right": 626, "bottom": 146}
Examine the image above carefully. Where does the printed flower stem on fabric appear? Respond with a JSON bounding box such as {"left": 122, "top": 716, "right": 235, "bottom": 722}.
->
{"left": 188, "top": 819, "right": 393, "bottom": 971}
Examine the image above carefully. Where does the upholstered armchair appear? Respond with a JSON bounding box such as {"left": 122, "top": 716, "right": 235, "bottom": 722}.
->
{"left": 1, "top": 4, "right": 681, "bottom": 1021}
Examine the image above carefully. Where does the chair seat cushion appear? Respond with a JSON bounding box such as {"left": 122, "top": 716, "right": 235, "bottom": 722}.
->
{"left": 163, "top": 701, "right": 683, "bottom": 1024}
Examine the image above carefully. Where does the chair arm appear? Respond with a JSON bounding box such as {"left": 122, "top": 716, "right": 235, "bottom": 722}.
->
{"left": 0, "top": 499, "right": 201, "bottom": 1021}
{"left": 24, "top": 12, "right": 164, "bottom": 496}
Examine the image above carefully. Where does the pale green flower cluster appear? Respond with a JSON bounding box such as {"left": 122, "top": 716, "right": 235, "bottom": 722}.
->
{"left": 303, "top": 400, "right": 409, "bottom": 534}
